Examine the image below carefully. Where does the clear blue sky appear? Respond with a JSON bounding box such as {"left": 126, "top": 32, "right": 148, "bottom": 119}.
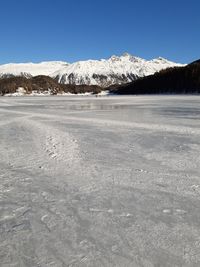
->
{"left": 0, "top": 0, "right": 199, "bottom": 64}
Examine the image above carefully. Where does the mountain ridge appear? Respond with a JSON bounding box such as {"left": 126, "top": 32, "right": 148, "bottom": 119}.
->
{"left": 0, "top": 54, "right": 184, "bottom": 87}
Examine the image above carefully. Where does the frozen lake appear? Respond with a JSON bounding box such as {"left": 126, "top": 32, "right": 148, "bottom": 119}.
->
{"left": 1, "top": 95, "right": 200, "bottom": 266}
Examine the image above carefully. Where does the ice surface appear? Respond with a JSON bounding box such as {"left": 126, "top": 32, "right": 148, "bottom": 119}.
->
{"left": 0, "top": 95, "right": 200, "bottom": 266}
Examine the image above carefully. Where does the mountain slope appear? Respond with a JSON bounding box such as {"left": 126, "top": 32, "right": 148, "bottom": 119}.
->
{"left": 111, "top": 60, "right": 200, "bottom": 94}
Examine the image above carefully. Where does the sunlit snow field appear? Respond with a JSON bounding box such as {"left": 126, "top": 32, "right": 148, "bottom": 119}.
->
{"left": 1, "top": 95, "right": 200, "bottom": 266}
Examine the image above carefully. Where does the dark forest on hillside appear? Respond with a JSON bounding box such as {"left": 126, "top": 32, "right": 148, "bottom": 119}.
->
{"left": 0, "top": 76, "right": 102, "bottom": 95}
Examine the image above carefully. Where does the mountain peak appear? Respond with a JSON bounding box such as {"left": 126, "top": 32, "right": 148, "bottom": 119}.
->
{"left": 110, "top": 52, "right": 135, "bottom": 61}
{"left": 122, "top": 52, "right": 132, "bottom": 57}
{"left": 157, "top": 57, "right": 168, "bottom": 62}
{"left": 150, "top": 57, "right": 170, "bottom": 64}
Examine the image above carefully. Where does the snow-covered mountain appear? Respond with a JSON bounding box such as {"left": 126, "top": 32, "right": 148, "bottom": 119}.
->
{"left": 0, "top": 61, "right": 68, "bottom": 78}
{"left": 53, "top": 53, "right": 184, "bottom": 87}
{"left": 0, "top": 53, "right": 184, "bottom": 87}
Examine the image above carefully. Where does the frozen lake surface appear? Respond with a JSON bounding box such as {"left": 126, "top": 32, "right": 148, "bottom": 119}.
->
{"left": 1, "top": 95, "right": 200, "bottom": 266}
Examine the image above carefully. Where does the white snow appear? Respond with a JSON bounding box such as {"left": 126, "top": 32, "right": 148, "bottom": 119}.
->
{"left": 0, "top": 61, "right": 68, "bottom": 77}
{"left": 5, "top": 87, "right": 26, "bottom": 96}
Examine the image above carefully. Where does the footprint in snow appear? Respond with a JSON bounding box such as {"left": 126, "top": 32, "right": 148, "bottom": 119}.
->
{"left": 162, "top": 208, "right": 187, "bottom": 215}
